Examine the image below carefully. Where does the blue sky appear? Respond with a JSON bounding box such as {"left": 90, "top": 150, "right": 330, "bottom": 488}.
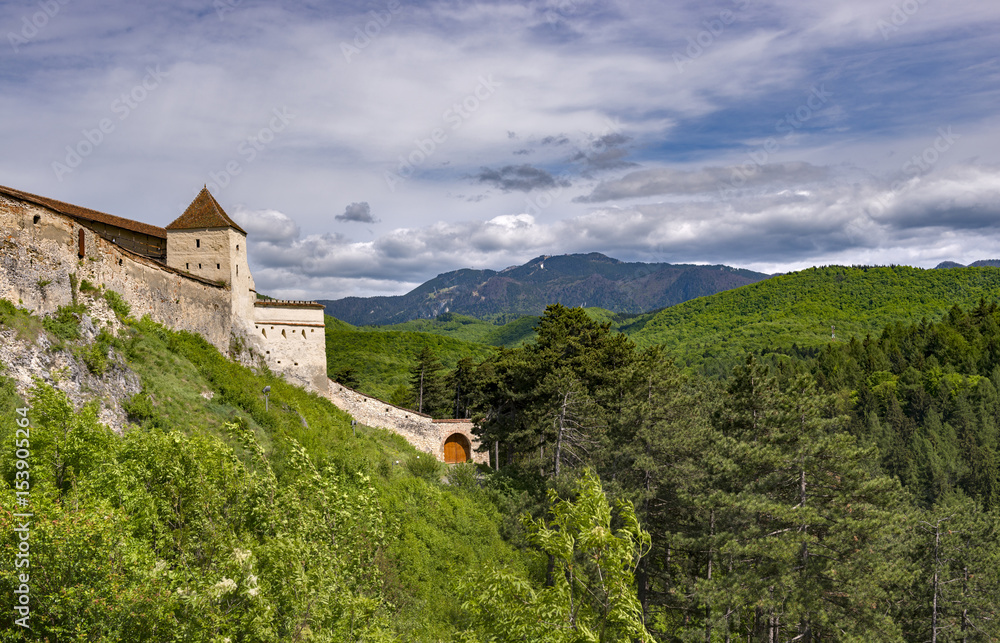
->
{"left": 2, "top": 0, "right": 999, "bottom": 299}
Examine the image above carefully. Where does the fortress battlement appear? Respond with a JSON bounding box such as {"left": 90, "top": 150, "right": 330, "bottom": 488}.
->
{"left": 0, "top": 184, "right": 328, "bottom": 392}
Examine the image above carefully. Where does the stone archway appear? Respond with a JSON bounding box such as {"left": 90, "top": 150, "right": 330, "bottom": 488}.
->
{"left": 443, "top": 432, "right": 472, "bottom": 464}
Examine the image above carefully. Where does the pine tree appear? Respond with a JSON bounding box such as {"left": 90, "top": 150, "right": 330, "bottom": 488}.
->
{"left": 449, "top": 356, "right": 476, "bottom": 419}
{"left": 409, "top": 345, "right": 448, "bottom": 416}
{"left": 713, "top": 356, "right": 910, "bottom": 642}
{"left": 470, "top": 304, "right": 635, "bottom": 474}
{"left": 905, "top": 494, "right": 1000, "bottom": 642}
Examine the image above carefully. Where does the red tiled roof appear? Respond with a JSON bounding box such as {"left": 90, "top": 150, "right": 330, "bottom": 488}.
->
{"left": 166, "top": 187, "right": 246, "bottom": 234}
{"left": 0, "top": 183, "right": 167, "bottom": 239}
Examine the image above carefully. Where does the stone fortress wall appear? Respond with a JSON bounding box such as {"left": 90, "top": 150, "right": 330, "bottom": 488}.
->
{"left": 253, "top": 301, "right": 328, "bottom": 391}
{"left": 0, "top": 186, "right": 327, "bottom": 392}
{"left": 326, "top": 380, "right": 487, "bottom": 464}
{"left": 0, "top": 184, "right": 482, "bottom": 463}
{"left": 0, "top": 192, "right": 236, "bottom": 347}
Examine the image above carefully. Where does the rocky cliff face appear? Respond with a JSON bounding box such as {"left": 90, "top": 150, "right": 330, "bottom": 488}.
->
{"left": 0, "top": 294, "right": 141, "bottom": 434}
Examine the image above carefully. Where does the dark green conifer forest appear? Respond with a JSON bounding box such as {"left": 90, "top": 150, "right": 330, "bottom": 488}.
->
{"left": 462, "top": 303, "right": 1000, "bottom": 642}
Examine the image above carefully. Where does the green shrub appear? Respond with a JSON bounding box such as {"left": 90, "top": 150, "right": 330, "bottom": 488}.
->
{"left": 0, "top": 298, "right": 42, "bottom": 340}
{"left": 81, "top": 329, "right": 116, "bottom": 375}
{"left": 122, "top": 390, "right": 159, "bottom": 427}
{"left": 446, "top": 462, "right": 480, "bottom": 491}
{"left": 82, "top": 343, "right": 107, "bottom": 374}
{"left": 103, "top": 289, "right": 130, "bottom": 321}
{"left": 405, "top": 453, "right": 442, "bottom": 481}
{"left": 42, "top": 303, "right": 86, "bottom": 341}
{"left": 79, "top": 278, "right": 100, "bottom": 294}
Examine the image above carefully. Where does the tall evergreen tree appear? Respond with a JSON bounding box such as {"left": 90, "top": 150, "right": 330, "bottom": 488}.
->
{"left": 449, "top": 356, "right": 477, "bottom": 419}
{"left": 409, "top": 345, "right": 448, "bottom": 416}
{"left": 903, "top": 494, "right": 1000, "bottom": 642}
{"left": 712, "top": 356, "right": 910, "bottom": 642}
{"left": 471, "top": 304, "right": 635, "bottom": 476}
{"left": 610, "top": 347, "right": 719, "bottom": 638}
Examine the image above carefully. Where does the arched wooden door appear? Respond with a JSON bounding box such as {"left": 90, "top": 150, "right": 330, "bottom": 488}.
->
{"left": 443, "top": 433, "right": 470, "bottom": 464}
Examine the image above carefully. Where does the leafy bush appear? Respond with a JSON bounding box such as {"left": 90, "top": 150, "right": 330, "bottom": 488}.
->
{"left": 41, "top": 303, "right": 86, "bottom": 341}
{"left": 446, "top": 462, "right": 480, "bottom": 491}
{"left": 0, "top": 381, "right": 398, "bottom": 642}
{"left": 405, "top": 453, "right": 442, "bottom": 481}
{"left": 79, "top": 278, "right": 100, "bottom": 294}
{"left": 103, "top": 289, "right": 131, "bottom": 321}
{"left": 0, "top": 299, "right": 42, "bottom": 340}
{"left": 82, "top": 328, "right": 117, "bottom": 375}
{"left": 122, "top": 390, "right": 160, "bottom": 427}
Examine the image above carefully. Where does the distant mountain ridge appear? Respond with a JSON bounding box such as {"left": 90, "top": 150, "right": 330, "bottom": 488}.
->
{"left": 319, "top": 253, "right": 769, "bottom": 325}
{"left": 935, "top": 259, "right": 1000, "bottom": 269}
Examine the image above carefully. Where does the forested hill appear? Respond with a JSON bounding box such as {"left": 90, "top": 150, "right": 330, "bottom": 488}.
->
{"left": 318, "top": 252, "right": 768, "bottom": 325}
{"left": 325, "top": 265, "right": 1000, "bottom": 396}
{"left": 624, "top": 265, "right": 1000, "bottom": 372}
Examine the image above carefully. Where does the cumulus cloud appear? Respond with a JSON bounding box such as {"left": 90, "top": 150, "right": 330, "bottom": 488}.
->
{"left": 576, "top": 162, "right": 832, "bottom": 202}
{"left": 232, "top": 207, "right": 300, "bottom": 243}
{"left": 241, "top": 165, "right": 1000, "bottom": 300}
{"left": 336, "top": 201, "right": 378, "bottom": 223}
{"left": 475, "top": 164, "right": 572, "bottom": 192}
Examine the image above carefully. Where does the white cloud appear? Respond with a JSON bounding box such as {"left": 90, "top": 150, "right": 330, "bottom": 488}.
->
{"left": 2, "top": 0, "right": 1000, "bottom": 300}
{"left": 241, "top": 163, "right": 1000, "bottom": 299}
{"left": 232, "top": 207, "right": 300, "bottom": 243}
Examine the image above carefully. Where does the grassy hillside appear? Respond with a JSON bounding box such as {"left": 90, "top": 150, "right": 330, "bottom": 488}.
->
{"left": 371, "top": 308, "right": 620, "bottom": 347}
{"left": 0, "top": 300, "right": 527, "bottom": 642}
{"left": 374, "top": 313, "right": 503, "bottom": 344}
{"left": 375, "top": 312, "right": 542, "bottom": 347}
{"left": 628, "top": 265, "right": 1000, "bottom": 373}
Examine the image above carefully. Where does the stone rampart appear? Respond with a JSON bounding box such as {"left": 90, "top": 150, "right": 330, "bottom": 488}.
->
{"left": 252, "top": 301, "right": 327, "bottom": 392}
{"left": 0, "top": 193, "right": 235, "bottom": 348}
{"left": 0, "top": 189, "right": 329, "bottom": 394}
{"left": 325, "top": 379, "right": 487, "bottom": 464}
